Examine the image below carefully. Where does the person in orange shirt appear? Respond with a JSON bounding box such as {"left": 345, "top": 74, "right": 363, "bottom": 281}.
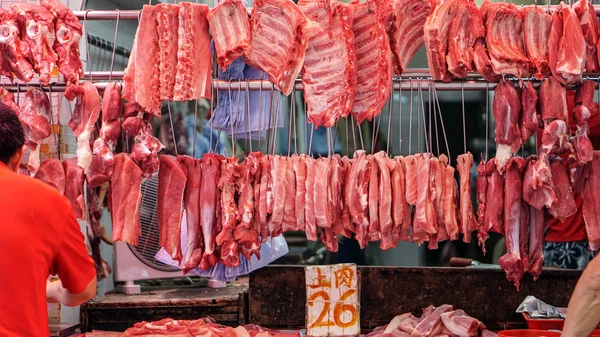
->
{"left": 0, "top": 103, "right": 96, "bottom": 336}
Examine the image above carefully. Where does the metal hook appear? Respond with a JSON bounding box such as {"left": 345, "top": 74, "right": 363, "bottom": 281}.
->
{"left": 108, "top": 9, "right": 120, "bottom": 82}
{"left": 84, "top": 10, "right": 93, "bottom": 81}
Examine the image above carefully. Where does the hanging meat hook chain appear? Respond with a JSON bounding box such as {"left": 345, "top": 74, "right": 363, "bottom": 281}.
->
{"left": 387, "top": 79, "right": 394, "bottom": 155}
{"left": 408, "top": 78, "right": 414, "bottom": 155}
{"left": 462, "top": 80, "right": 467, "bottom": 154}
{"left": 108, "top": 9, "right": 121, "bottom": 82}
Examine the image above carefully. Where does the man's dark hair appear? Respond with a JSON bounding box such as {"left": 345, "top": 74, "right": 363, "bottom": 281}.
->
{"left": 0, "top": 102, "right": 24, "bottom": 164}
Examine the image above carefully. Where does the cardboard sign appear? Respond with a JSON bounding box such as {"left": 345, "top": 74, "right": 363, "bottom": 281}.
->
{"left": 305, "top": 264, "right": 360, "bottom": 337}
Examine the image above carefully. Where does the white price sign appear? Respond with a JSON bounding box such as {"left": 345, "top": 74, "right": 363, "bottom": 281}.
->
{"left": 305, "top": 263, "right": 360, "bottom": 337}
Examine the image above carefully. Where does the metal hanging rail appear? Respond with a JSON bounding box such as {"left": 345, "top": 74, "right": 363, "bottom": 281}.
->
{"left": 72, "top": 5, "right": 600, "bottom": 20}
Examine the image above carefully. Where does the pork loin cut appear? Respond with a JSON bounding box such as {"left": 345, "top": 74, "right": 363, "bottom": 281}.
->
{"left": 179, "top": 156, "right": 204, "bottom": 273}
{"left": 389, "top": 0, "right": 436, "bottom": 75}
{"left": 457, "top": 152, "right": 477, "bottom": 243}
{"left": 158, "top": 155, "right": 187, "bottom": 263}
{"left": 199, "top": 153, "right": 222, "bottom": 270}
{"left": 245, "top": 0, "right": 314, "bottom": 96}
{"left": 350, "top": 0, "right": 393, "bottom": 124}
{"left": 110, "top": 154, "right": 143, "bottom": 245}
{"left": 493, "top": 79, "right": 522, "bottom": 173}
{"left": 208, "top": 0, "right": 252, "bottom": 72}
{"left": 424, "top": 0, "right": 460, "bottom": 82}
{"left": 523, "top": 6, "right": 552, "bottom": 79}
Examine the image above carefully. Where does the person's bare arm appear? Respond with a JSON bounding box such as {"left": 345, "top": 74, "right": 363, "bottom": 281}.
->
{"left": 562, "top": 255, "right": 600, "bottom": 337}
{"left": 47, "top": 275, "right": 97, "bottom": 307}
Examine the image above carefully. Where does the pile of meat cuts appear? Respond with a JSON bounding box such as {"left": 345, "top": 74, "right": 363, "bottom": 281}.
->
{"left": 366, "top": 305, "right": 498, "bottom": 337}
{"left": 123, "top": 317, "right": 299, "bottom": 337}
{"left": 0, "top": 0, "right": 83, "bottom": 84}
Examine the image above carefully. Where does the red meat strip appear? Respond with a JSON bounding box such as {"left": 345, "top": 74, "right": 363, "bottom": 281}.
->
{"left": 305, "top": 156, "right": 318, "bottom": 241}
{"left": 179, "top": 156, "right": 204, "bottom": 273}
{"left": 374, "top": 152, "right": 396, "bottom": 249}
{"left": 367, "top": 156, "right": 380, "bottom": 242}
{"left": 548, "top": 158, "right": 577, "bottom": 222}
{"left": 216, "top": 157, "right": 241, "bottom": 266}
{"left": 18, "top": 87, "right": 51, "bottom": 174}
{"left": 258, "top": 155, "right": 271, "bottom": 240}
{"left": 475, "top": 158, "right": 487, "bottom": 230}
{"left": 350, "top": 0, "right": 393, "bottom": 124}
{"left": 158, "top": 155, "right": 187, "bottom": 263}
{"left": 440, "top": 310, "right": 485, "bottom": 336}
{"left": 92, "top": 83, "right": 123, "bottom": 187}
{"left": 110, "top": 154, "right": 143, "bottom": 245}
{"left": 208, "top": 0, "right": 251, "bottom": 72}
{"left": 293, "top": 154, "right": 307, "bottom": 232}
{"left": 483, "top": 159, "right": 504, "bottom": 237}
{"left": 315, "top": 157, "right": 332, "bottom": 230}
{"left": 473, "top": 38, "right": 501, "bottom": 82}
{"left": 282, "top": 157, "right": 297, "bottom": 232}
{"left": 235, "top": 152, "right": 262, "bottom": 259}
{"left": 270, "top": 156, "right": 287, "bottom": 236}
{"left": 572, "top": 120, "right": 594, "bottom": 165}
{"left": 389, "top": 0, "right": 435, "bottom": 75}
{"left": 457, "top": 153, "right": 477, "bottom": 243}
{"left": 549, "top": 3, "right": 586, "bottom": 85}
{"left": 347, "top": 151, "right": 370, "bottom": 248}
{"left": 528, "top": 205, "right": 545, "bottom": 280}
{"left": 483, "top": 0, "right": 532, "bottom": 76}
{"left": 423, "top": 0, "right": 460, "bottom": 82}
{"left": 428, "top": 156, "right": 445, "bottom": 250}
{"left": 582, "top": 151, "right": 600, "bottom": 250}
{"left": 155, "top": 4, "right": 179, "bottom": 101}
{"left": 340, "top": 156, "right": 355, "bottom": 236}
{"left": 245, "top": 0, "right": 313, "bottom": 96}
{"left": 539, "top": 77, "right": 568, "bottom": 122}
{"left": 446, "top": 0, "right": 485, "bottom": 79}
{"left": 575, "top": 80, "right": 599, "bottom": 117}
{"left": 130, "top": 122, "right": 165, "bottom": 178}
{"left": 10, "top": 3, "right": 57, "bottom": 85}
{"left": 199, "top": 153, "right": 222, "bottom": 270}
{"left": 413, "top": 153, "right": 435, "bottom": 245}
{"left": 412, "top": 304, "right": 453, "bottom": 337}
{"left": 34, "top": 158, "right": 65, "bottom": 194}
{"left": 321, "top": 226, "right": 339, "bottom": 252}
{"left": 65, "top": 81, "right": 101, "bottom": 175}
{"left": 174, "top": 3, "right": 212, "bottom": 101}
{"left": 123, "top": 5, "right": 161, "bottom": 116}
{"left": 520, "top": 81, "right": 539, "bottom": 143}
{"left": 493, "top": 79, "right": 522, "bottom": 172}
{"left": 522, "top": 6, "right": 552, "bottom": 79}
{"left": 404, "top": 155, "right": 418, "bottom": 205}
{"left": 391, "top": 156, "right": 411, "bottom": 241}
{"left": 331, "top": 155, "right": 351, "bottom": 238}
{"left": 0, "top": 9, "right": 34, "bottom": 82}
{"left": 299, "top": 0, "right": 356, "bottom": 128}
{"left": 40, "top": 0, "right": 83, "bottom": 84}
{"left": 575, "top": 0, "right": 600, "bottom": 73}
{"left": 524, "top": 155, "right": 556, "bottom": 210}
{"left": 443, "top": 162, "right": 459, "bottom": 242}
{"left": 498, "top": 157, "right": 526, "bottom": 290}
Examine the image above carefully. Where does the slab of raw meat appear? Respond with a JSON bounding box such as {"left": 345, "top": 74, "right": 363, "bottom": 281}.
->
{"left": 523, "top": 155, "right": 556, "bottom": 210}
{"left": 347, "top": 151, "right": 370, "bottom": 248}
{"left": 391, "top": 156, "right": 411, "bottom": 241}
{"left": 528, "top": 205, "right": 545, "bottom": 280}
{"left": 293, "top": 155, "right": 307, "bottom": 231}
{"left": 389, "top": 0, "right": 435, "bottom": 75}
{"left": 282, "top": 157, "right": 297, "bottom": 232}
{"left": 110, "top": 154, "right": 143, "bottom": 245}
{"left": 245, "top": 0, "right": 313, "bottom": 96}
{"left": 574, "top": 0, "right": 600, "bottom": 72}
{"left": 456, "top": 153, "right": 477, "bottom": 243}
{"left": 548, "top": 158, "right": 577, "bottom": 222}
{"left": 216, "top": 157, "right": 241, "bottom": 266}
{"left": 94, "top": 83, "right": 123, "bottom": 174}
{"left": 572, "top": 121, "right": 594, "bottom": 165}
{"left": 440, "top": 310, "right": 484, "bottom": 336}
{"left": 473, "top": 38, "right": 501, "bottom": 82}
{"left": 257, "top": 155, "right": 271, "bottom": 241}
{"left": 549, "top": 2, "right": 586, "bottom": 85}
{"left": 34, "top": 158, "right": 65, "bottom": 194}
{"left": 483, "top": 1, "right": 532, "bottom": 76}
{"left": 442, "top": 162, "right": 459, "bottom": 242}
{"left": 351, "top": 0, "right": 393, "bottom": 124}
{"left": 413, "top": 153, "right": 435, "bottom": 244}
{"left": 63, "top": 158, "right": 85, "bottom": 220}
{"left": 404, "top": 155, "right": 418, "bottom": 205}
{"left": 130, "top": 121, "right": 165, "bottom": 178}
{"left": 0, "top": 9, "right": 34, "bottom": 82}
{"left": 432, "top": 156, "right": 446, "bottom": 234}
{"left": 18, "top": 87, "right": 51, "bottom": 174}
{"left": 483, "top": 159, "right": 504, "bottom": 236}
{"left": 539, "top": 78, "right": 567, "bottom": 125}
{"left": 412, "top": 304, "right": 453, "bottom": 337}
{"left": 340, "top": 156, "right": 355, "bottom": 236}
{"left": 299, "top": 0, "right": 356, "bottom": 128}
{"left": 208, "top": 0, "right": 252, "bottom": 71}
{"left": 235, "top": 152, "right": 262, "bottom": 259}
{"left": 269, "top": 155, "right": 287, "bottom": 236}
{"left": 199, "top": 153, "right": 222, "bottom": 270}
{"left": 158, "top": 155, "right": 187, "bottom": 263}
{"left": 423, "top": 0, "right": 460, "bottom": 82}
{"left": 330, "top": 155, "right": 349, "bottom": 238}
{"left": 155, "top": 4, "right": 179, "bottom": 101}
{"left": 583, "top": 151, "right": 600, "bottom": 250}
{"left": 178, "top": 156, "right": 204, "bottom": 272}
{"left": 315, "top": 157, "right": 333, "bottom": 231}
{"left": 64, "top": 81, "right": 101, "bottom": 174}
{"left": 40, "top": 0, "right": 83, "bottom": 84}
{"left": 373, "top": 152, "right": 396, "bottom": 249}
{"left": 498, "top": 157, "right": 526, "bottom": 290}
{"left": 10, "top": 3, "right": 57, "bottom": 85}
{"left": 522, "top": 6, "right": 552, "bottom": 79}
{"left": 305, "top": 156, "right": 318, "bottom": 241}
{"left": 475, "top": 158, "right": 487, "bottom": 228}
{"left": 520, "top": 81, "right": 539, "bottom": 144}
{"left": 446, "top": 0, "right": 485, "bottom": 78}
{"left": 493, "top": 79, "right": 522, "bottom": 172}
{"left": 575, "top": 80, "right": 599, "bottom": 117}
{"left": 367, "top": 156, "right": 381, "bottom": 242}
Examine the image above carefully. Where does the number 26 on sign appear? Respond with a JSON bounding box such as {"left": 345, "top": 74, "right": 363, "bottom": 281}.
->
{"left": 305, "top": 264, "right": 360, "bottom": 337}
